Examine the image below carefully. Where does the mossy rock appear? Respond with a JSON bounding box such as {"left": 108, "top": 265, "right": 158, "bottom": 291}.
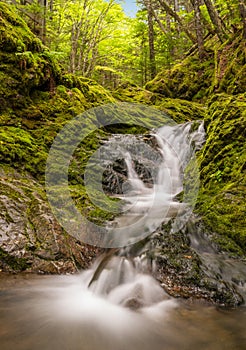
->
{"left": 0, "top": 3, "right": 61, "bottom": 115}
{"left": 0, "top": 166, "right": 101, "bottom": 273}
{"left": 156, "top": 98, "right": 206, "bottom": 123}
{"left": 197, "top": 93, "right": 246, "bottom": 253}
{"left": 145, "top": 53, "right": 214, "bottom": 101}
{"left": 112, "top": 84, "right": 161, "bottom": 104}
{"left": 211, "top": 35, "right": 246, "bottom": 95}
{"left": 0, "top": 126, "right": 47, "bottom": 177}
{"left": 112, "top": 84, "right": 206, "bottom": 123}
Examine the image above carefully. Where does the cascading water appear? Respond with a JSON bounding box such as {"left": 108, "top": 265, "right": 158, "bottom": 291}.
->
{"left": 96, "top": 121, "right": 205, "bottom": 248}
{"left": 66, "top": 120, "right": 206, "bottom": 310}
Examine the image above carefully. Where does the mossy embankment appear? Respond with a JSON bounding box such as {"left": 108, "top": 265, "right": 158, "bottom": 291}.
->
{"left": 197, "top": 93, "right": 246, "bottom": 254}
{"left": 145, "top": 32, "right": 246, "bottom": 101}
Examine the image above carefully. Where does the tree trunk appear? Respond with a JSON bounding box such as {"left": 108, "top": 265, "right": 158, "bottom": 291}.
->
{"left": 191, "top": 0, "right": 205, "bottom": 60}
{"left": 145, "top": 0, "right": 157, "bottom": 79}
{"left": 174, "top": 0, "right": 180, "bottom": 34}
{"left": 40, "top": 0, "right": 47, "bottom": 44}
{"left": 203, "top": 0, "right": 226, "bottom": 42}
{"left": 238, "top": 0, "right": 246, "bottom": 39}
{"left": 148, "top": 1, "right": 167, "bottom": 35}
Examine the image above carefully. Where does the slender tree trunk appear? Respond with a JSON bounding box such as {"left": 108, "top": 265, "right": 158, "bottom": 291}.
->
{"left": 145, "top": 0, "right": 156, "bottom": 79}
{"left": 148, "top": 1, "right": 167, "bottom": 35}
{"left": 191, "top": 0, "right": 205, "bottom": 60}
{"left": 70, "top": 24, "right": 77, "bottom": 73}
{"left": 41, "top": 0, "right": 47, "bottom": 44}
{"left": 203, "top": 0, "right": 226, "bottom": 42}
{"left": 238, "top": 0, "right": 246, "bottom": 39}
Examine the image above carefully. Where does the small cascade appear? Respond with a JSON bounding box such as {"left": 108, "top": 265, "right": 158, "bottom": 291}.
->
{"left": 103, "top": 121, "right": 205, "bottom": 247}
{"left": 84, "top": 120, "right": 206, "bottom": 307}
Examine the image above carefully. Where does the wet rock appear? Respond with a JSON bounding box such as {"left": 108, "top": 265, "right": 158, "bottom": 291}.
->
{"left": 146, "top": 219, "right": 245, "bottom": 307}
{"left": 0, "top": 167, "right": 101, "bottom": 274}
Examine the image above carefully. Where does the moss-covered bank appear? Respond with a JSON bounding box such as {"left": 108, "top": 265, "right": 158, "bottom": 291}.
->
{"left": 197, "top": 93, "right": 246, "bottom": 254}
{"left": 0, "top": 3, "right": 115, "bottom": 271}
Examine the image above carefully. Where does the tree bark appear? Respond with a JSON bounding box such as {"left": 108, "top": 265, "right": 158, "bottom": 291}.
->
{"left": 203, "top": 0, "right": 226, "bottom": 42}
{"left": 148, "top": 1, "right": 167, "bottom": 35}
{"left": 145, "top": 0, "right": 157, "bottom": 79}
{"left": 191, "top": 0, "right": 205, "bottom": 60}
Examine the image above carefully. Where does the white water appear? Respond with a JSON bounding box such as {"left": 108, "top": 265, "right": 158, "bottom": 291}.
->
{"left": 104, "top": 121, "right": 205, "bottom": 247}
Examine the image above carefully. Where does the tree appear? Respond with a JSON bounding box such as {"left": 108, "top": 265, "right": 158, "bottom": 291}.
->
{"left": 157, "top": 0, "right": 197, "bottom": 43}
{"left": 203, "top": 0, "right": 226, "bottom": 42}
{"left": 190, "top": 0, "right": 205, "bottom": 60}
{"left": 144, "top": 0, "right": 157, "bottom": 79}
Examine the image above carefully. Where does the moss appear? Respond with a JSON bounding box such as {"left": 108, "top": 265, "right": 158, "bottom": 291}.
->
{"left": 196, "top": 93, "right": 246, "bottom": 253}
{"left": 112, "top": 83, "right": 206, "bottom": 123}
{"left": 156, "top": 98, "right": 206, "bottom": 123}
{"left": 208, "top": 37, "right": 246, "bottom": 95}
{"left": 112, "top": 84, "right": 162, "bottom": 104}
{"left": 0, "top": 126, "right": 47, "bottom": 177}
{"left": 145, "top": 53, "right": 214, "bottom": 101}
{"left": 0, "top": 3, "right": 116, "bottom": 179}
{"left": 0, "top": 3, "right": 61, "bottom": 117}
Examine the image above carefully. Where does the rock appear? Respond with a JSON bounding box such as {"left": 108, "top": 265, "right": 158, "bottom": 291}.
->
{"left": 0, "top": 167, "right": 101, "bottom": 273}
{"left": 146, "top": 219, "right": 245, "bottom": 307}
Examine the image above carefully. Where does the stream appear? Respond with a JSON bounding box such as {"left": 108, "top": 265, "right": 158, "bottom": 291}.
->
{"left": 0, "top": 274, "right": 246, "bottom": 350}
{"left": 1, "top": 120, "right": 246, "bottom": 349}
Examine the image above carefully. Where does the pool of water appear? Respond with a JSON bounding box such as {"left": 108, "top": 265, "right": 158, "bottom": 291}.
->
{"left": 0, "top": 274, "right": 246, "bottom": 350}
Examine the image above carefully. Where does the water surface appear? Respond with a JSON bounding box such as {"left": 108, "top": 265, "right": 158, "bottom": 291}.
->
{"left": 0, "top": 274, "right": 245, "bottom": 350}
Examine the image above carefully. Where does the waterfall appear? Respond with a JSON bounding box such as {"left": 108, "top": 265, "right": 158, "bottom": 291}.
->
{"left": 102, "top": 121, "right": 205, "bottom": 247}
{"left": 84, "top": 120, "right": 205, "bottom": 306}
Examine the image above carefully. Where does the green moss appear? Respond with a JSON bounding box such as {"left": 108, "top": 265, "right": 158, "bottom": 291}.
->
{"left": 145, "top": 53, "right": 214, "bottom": 101}
{"left": 197, "top": 93, "right": 246, "bottom": 253}
{"left": 156, "top": 98, "right": 206, "bottom": 123}
{"left": 112, "top": 84, "right": 161, "bottom": 104}
{"left": 0, "top": 127, "right": 47, "bottom": 177}
{"left": 112, "top": 83, "right": 206, "bottom": 123}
